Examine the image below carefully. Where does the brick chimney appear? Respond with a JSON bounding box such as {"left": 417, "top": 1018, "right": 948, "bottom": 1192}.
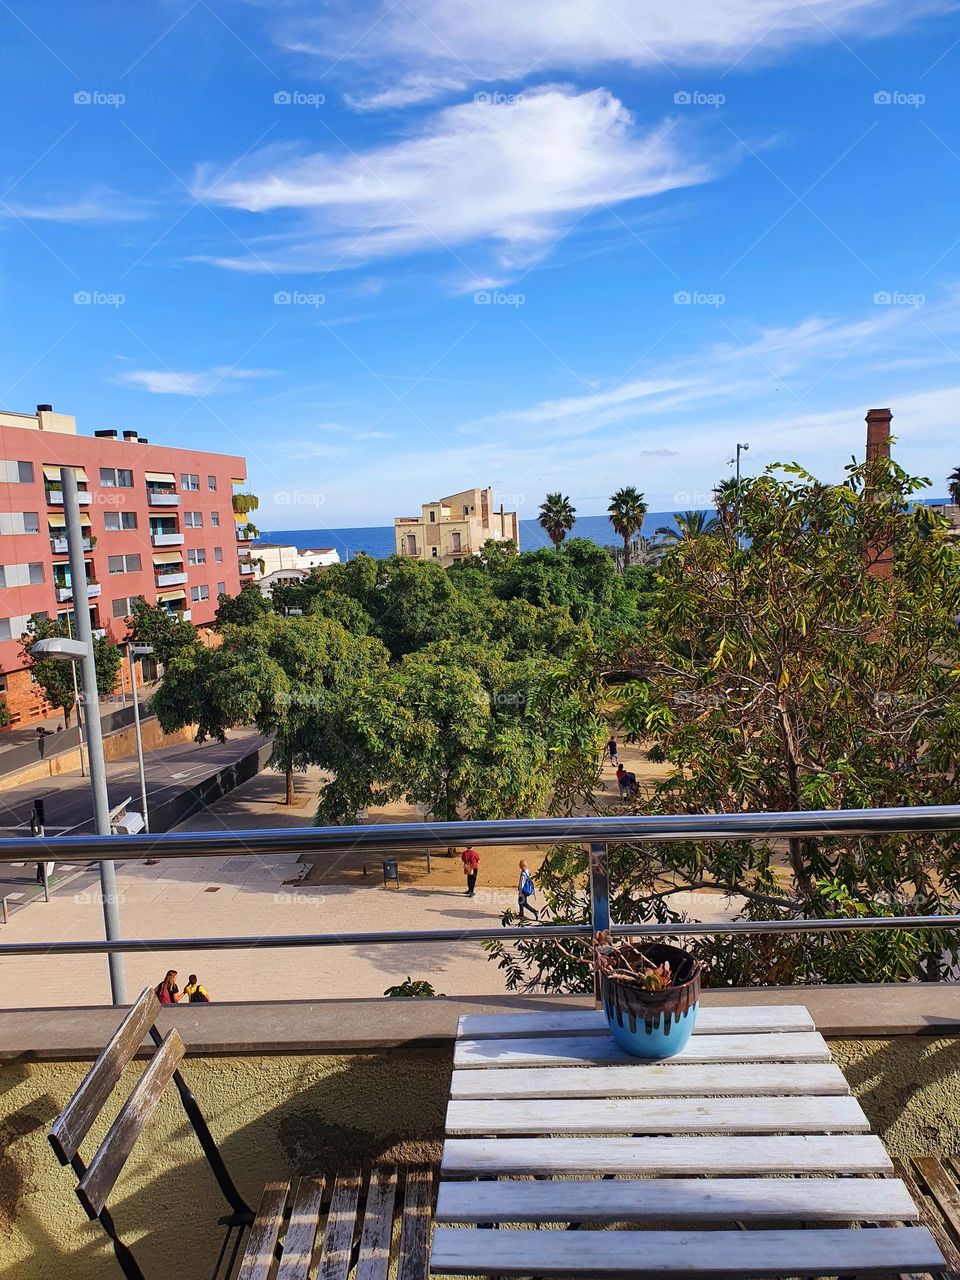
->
{"left": 865, "top": 407, "right": 893, "bottom": 579}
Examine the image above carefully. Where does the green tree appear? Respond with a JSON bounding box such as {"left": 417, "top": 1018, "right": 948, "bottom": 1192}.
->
{"left": 0, "top": 697, "right": 10, "bottom": 729}
{"left": 21, "top": 615, "right": 123, "bottom": 727}
{"left": 538, "top": 493, "right": 576, "bottom": 548}
{"left": 655, "top": 509, "right": 719, "bottom": 543}
{"left": 949, "top": 466, "right": 960, "bottom": 508}
{"left": 152, "top": 612, "right": 388, "bottom": 804}
{"left": 489, "top": 457, "right": 960, "bottom": 990}
{"left": 215, "top": 583, "right": 271, "bottom": 627}
{"left": 125, "top": 598, "right": 199, "bottom": 665}
{"left": 607, "top": 486, "right": 648, "bottom": 565}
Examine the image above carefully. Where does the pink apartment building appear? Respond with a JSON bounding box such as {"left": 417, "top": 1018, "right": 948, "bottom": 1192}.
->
{"left": 0, "top": 404, "right": 250, "bottom": 726}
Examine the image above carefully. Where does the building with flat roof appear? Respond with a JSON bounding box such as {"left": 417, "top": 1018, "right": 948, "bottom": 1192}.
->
{"left": 394, "top": 487, "right": 519, "bottom": 567}
{"left": 0, "top": 403, "right": 248, "bottom": 726}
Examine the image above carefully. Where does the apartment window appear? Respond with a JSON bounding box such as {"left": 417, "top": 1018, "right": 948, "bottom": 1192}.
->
{"left": 104, "top": 511, "right": 138, "bottom": 531}
{"left": 429, "top": 510, "right": 436, "bottom": 522}
{"left": 0, "top": 562, "right": 45, "bottom": 587}
{"left": 214, "top": 546, "right": 223, "bottom": 563}
{"left": 0, "top": 613, "right": 31, "bottom": 641}
{"left": 181, "top": 473, "right": 200, "bottom": 491}
{"left": 99, "top": 467, "right": 134, "bottom": 488}
{"left": 0, "top": 619, "right": 10, "bottom": 641}
{"left": 183, "top": 511, "right": 203, "bottom": 528}
{"left": 0, "top": 460, "right": 34, "bottom": 483}
{"left": 112, "top": 596, "right": 137, "bottom": 619}
{"left": 211, "top": 511, "right": 220, "bottom": 527}
{"left": 216, "top": 581, "right": 225, "bottom": 596}
{"left": 451, "top": 532, "right": 462, "bottom": 552}
{"left": 190, "top": 584, "right": 210, "bottom": 603}
{"left": 431, "top": 547, "right": 439, "bottom": 558}
{"left": 207, "top": 475, "right": 217, "bottom": 491}
{"left": 108, "top": 554, "right": 141, "bottom": 574}
{"left": 187, "top": 548, "right": 207, "bottom": 566}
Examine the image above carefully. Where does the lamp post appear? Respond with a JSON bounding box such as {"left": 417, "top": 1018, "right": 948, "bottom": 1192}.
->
{"left": 127, "top": 645, "right": 152, "bottom": 833}
{"left": 31, "top": 466, "right": 127, "bottom": 1005}
{"left": 734, "top": 442, "right": 749, "bottom": 552}
{"left": 64, "top": 611, "right": 87, "bottom": 777}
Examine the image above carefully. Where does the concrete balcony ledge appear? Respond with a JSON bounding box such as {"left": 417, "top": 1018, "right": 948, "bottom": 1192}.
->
{"left": 2, "top": 984, "right": 960, "bottom": 1062}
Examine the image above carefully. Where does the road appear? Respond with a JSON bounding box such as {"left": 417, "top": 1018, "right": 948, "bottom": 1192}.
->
{"left": 0, "top": 730, "right": 269, "bottom": 836}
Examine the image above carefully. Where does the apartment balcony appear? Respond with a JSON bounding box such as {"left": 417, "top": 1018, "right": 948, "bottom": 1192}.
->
{"left": 0, "top": 808, "right": 959, "bottom": 1280}
{"left": 151, "top": 532, "right": 185, "bottom": 547}
{"left": 50, "top": 536, "right": 92, "bottom": 554}
{"left": 46, "top": 489, "right": 91, "bottom": 505}
{"left": 155, "top": 570, "right": 188, "bottom": 587}
{"left": 239, "top": 561, "right": 254, "bottom": 575}
{"left": 147, "top": 489, "right": 180, "bottom": 507}
{"left": 55, "top": 581, "right": 101, "bottom": 602}
{"left": 181, "top": 608, "right": 192, "bottom": 621}
{"left": 236, "top": 526, "right": 252, "bottom": 541}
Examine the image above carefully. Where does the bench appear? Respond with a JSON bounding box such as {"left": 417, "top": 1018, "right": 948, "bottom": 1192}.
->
{"left": 49, "top": 985, "right": 434, "bottom": 1280}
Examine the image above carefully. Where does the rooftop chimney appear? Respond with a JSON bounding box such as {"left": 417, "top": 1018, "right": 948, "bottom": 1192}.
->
{"left": 36, "top": 403, "right": 52, "bottom": 413}
{"left": 95, "top": 429, "right": 119, "bottom": 439}
{"left": 123, "top": 430, "right": 139, "bottom": 441}
{"left": 865, "top": 407, "right": 893, "bottom": 580}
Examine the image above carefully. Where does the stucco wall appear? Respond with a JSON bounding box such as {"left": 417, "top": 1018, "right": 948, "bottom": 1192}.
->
{"left": 2, "top": 1036, "right": 959, "bottom": 1280}
{"left": 0, "top": 1048, "right": 450, "bottom": 1280}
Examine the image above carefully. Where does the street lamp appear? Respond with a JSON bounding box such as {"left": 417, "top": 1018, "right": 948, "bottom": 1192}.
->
{"left": 30, "top": 465, "right": 128, "bottom": 1005}
{"left": 127, "top": 645, "right": 153, "bottom": 833}
{"left": 734, "top": 442, "right": 749, "bottom": 551}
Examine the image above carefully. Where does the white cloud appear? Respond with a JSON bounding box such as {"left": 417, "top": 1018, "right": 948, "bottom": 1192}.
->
{"left": 195, "top": 87, "right": 718, "bottom": 274}
{"left": 278, "top": 0, "right": 945, "bottom": 105}
{"left": 1, "top": 191, "right": 149, "bottom": 223}
{"left": 117, "top": 367, "right": 275, "bottom": 396}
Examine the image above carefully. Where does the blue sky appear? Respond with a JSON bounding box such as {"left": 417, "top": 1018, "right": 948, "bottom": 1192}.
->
{"left": 1, "top": 0, "right": 959, "bottom": 528}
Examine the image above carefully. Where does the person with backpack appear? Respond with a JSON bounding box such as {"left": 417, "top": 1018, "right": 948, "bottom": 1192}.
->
{"left": 183, "top": 974, "right": 211, "bottom": 1003}
{"left": 517, "top": 860, "right": 541, "bottom": 921}
{"left": 155, "top": 970, "right": 180, "bottom": 1004}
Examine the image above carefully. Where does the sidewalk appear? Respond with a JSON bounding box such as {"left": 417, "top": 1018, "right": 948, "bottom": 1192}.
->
{"left": 0, "top": 764, "right": 744, "bottom": 1009}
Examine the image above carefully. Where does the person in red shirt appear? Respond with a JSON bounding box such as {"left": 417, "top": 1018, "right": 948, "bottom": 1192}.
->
{"left": 461, "top": 846, "right": 480, "bottom": 897}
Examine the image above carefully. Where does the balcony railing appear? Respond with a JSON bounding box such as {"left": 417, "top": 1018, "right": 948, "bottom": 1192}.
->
{"left": 147, "top": 489, "right": 180, "bottom": 506}
{"left": 155, "top": 569, "right": 188, "bottom": 587}
{"left": 1, "top": 805, "right": 960, "bottom": 967}
{"left": 151, "top": 532, "right": 184, "bottom": 546}
{"left": 236, "top": 527, "right": 252, "bottom": 541}
{"left": 50, "top": 536, "right": 92, "bottom": 554}
{"left": 239, "top": 562, "right": 254, "bottom": 575}
{"left": 46, "top": 489, "right": 91, "bottom": 505}
{"left": 55, "top": 581, "right": 101, "bottom": 602}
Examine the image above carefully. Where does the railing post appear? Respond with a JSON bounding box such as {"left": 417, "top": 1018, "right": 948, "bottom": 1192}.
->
{"left": 588, "top": 842, "right": 610, "bottom": 1005}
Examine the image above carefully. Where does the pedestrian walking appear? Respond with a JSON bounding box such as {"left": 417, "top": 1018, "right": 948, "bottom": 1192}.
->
{"left": 616, "top": 763, "right": 639, "bottom": 799}
{"left": 155, "top": 970, "right": 180, "bottom": 1004}
{"left": 183, "top": 974, "right": 211, "bottom": 1003}
{"left": 517, "top": 860, "right": 541, "bottom": 921}
{"left": 461, "top": 846, "right": 480, "bottom": 897}
{"left": 606, "top": 736, "right": 619, "bottom": 766}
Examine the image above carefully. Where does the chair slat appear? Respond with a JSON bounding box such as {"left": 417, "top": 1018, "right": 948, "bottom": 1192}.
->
{"left": 276, "top": 1177, "right": 325, "bottom": 1280}
{"left": 76, "top": 1029, "right": 185, "bottom": 1218}
{"left": 238, "top": 1182, "right": 290, "bottom": 1280}
{"left": 356, "top": 1166, "right": 398, "bottom": 1280}
{"left": 397, "top": 1167, "right": 432, "bottom": 1280}
{"left": 50, "top": 985, "right": 160, "bottom": 1164}
{"left": 317, "top": 1171, "right": 361, "bottom": 1280}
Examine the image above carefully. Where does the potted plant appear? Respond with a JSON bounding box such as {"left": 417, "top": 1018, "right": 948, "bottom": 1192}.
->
{"left": 595, "top": 931, "right": 703, "bottom": 1059}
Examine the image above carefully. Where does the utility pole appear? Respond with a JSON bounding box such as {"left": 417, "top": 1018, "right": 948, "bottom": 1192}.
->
{"left": 64, "top": 611, "right": 87, "bottom": 777}
{"left": 62, "top": 466, "right": 127, "bottom": 1004}
{"left": 127, "top": 645, "right": 150, "bottom": 832}
{"left": 734, "top": 442, "right": 749, "bottom": 552}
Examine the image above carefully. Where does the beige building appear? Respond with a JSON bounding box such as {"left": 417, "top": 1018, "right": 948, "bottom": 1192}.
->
{"left": 394, "top": 487, "right": 519, "bottom": 566}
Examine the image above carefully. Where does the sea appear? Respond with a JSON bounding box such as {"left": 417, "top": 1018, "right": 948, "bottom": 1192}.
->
{"left": 256, "top": 498, "right": 952, "bottom": 562}
{"left": 256, "top": 511, "right": 691, "bottom": 561}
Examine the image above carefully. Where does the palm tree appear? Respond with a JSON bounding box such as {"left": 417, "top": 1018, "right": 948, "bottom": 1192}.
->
{"left": 538, "top": 493, "right": 576, "bottom": 548}
{"left": 607, "top": 486, "right": 648, "bottom": 566}
{"left": 655, "top": 509, "right": 719, "bottom": 544}
{"left": 948, "top": 467, "right": 960, "bottom": 509}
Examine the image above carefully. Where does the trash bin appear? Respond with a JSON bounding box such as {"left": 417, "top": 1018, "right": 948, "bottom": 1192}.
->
{"left": 382, "top": 858, "right": 400, "bottom": 888}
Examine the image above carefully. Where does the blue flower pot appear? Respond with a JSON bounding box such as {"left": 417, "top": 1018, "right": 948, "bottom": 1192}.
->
{"left": 599, "top": 942, "right": 702, "bottom": 1060}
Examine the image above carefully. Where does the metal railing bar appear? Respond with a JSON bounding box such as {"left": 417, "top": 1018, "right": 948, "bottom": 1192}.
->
{"left": 1, "top": 804, "right": 959, "bottom": 864}
{"left": 1, "top": 914, "right": 959, "bottom": 958}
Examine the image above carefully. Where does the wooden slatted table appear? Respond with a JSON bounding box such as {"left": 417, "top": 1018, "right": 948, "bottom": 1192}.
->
{"left": 430, "top": 1004, "right": 946, "bottom": 1279}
